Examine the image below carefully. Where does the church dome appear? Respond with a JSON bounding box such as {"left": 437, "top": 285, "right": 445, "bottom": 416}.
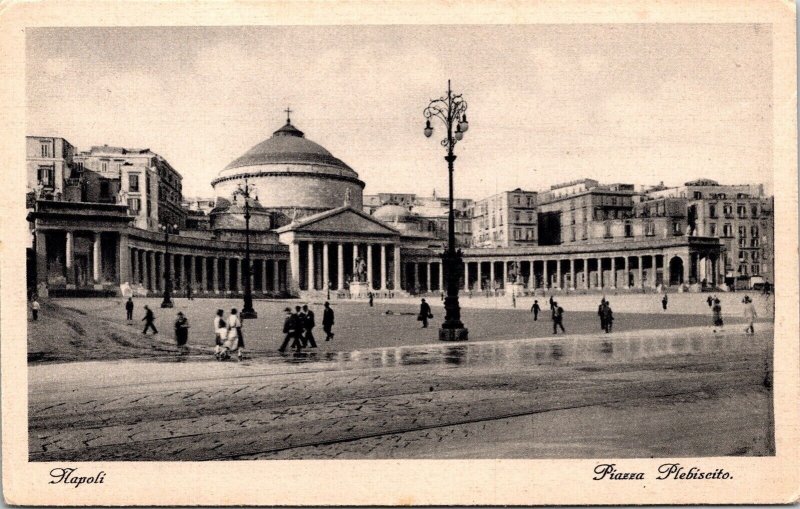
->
{"left": 223, "top": 122, "right": 358, "bottom": 177}
{"left": 212, "top": 116, "right": 365, "bottom": 220}
{"left": 373, "top": 204, "right": 414, "bottom": 222}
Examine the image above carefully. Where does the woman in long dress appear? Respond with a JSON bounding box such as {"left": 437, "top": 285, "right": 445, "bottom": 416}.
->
{"left": 174, "top": 312, "right": 190, "bottom": 354}
{"left": 223, "top": 308, "right": 243, "bottom": 361}
{"left": 712, "top": 298, "right": 724, "bottom": 327}
{"left": 214, "top": 309, "right": 226, "bottom": 359}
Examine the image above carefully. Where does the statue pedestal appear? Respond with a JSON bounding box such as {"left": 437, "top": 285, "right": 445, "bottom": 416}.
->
{"left": 507, "top": 282, "right": 526, "bottom": 298}
{"left": 349, "top": 281, "right": 371, "bottom": 299}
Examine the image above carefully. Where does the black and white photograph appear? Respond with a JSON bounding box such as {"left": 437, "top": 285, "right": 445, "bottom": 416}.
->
{"left": 2, "top": 0, "right": 798, "bottom": 505}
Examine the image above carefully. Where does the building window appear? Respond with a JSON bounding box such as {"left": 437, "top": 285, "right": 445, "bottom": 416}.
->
{"left": 128, "top": 197, "right": 141, "bottom": 213}
{"left": 752, "top": 250, "right": 760, "bottom": 261}
{"left": 693, "top": 191, "right": 702, "bottom": 199}
{"left": 723, "top": 223, "right": 733, "bottom": 237}
{"left": 737, "top": 205, "right": 747, "bottom": 218}
{"left": 514, "top": 211, "right": 520, "bottom": 222}
{"left": 751, "top": 237, "right": 760, "bottom": 248}
{"left": 751, "top": 225, "right": 759, "bottom": 238}
{"left": 37, "top": 166, "right": 55, "bottom": 187}
{"left": 751, "top": 204, "right": 759, "bottom": 218}
{"left": 752, "top": 264, "right": 760, "bottom": 275}
{"left": 624, "top": 223, "right": 633, "bottom": 237}
{"left": 723, "top": 203, "right": 733, "bottom": 218}
{"left": 604, "top": 222, "right": 613, "bottom": 238}
{"left": 739, "top": 237, "right": 747, "bottom": 248}
{"left": 738, "top": 264, "right": 749, "bottom": 275}
{"left": 709, "top": 204, "right": 717, "bottom": 218}
{"left": 672, "top": 221, "right": 683, "bottom": 235}
{"left": 570, "top": 227, "right": 576, "bottom": 242}
{"left": 40, "top": 142, "right": 51, "bottom": 158}
{"left": 645, "top": 221, "right": 655, "bottom": 236}
{"left": 129, "top": 174, "right": 140, "bottom": 192}
{"left": 738, "top": 225, "right": 747, "bottom": 238}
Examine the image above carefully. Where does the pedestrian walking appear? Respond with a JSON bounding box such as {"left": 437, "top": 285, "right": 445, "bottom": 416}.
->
{"left": 302, "top": 304, "right": 318, "bottom": 348}
{"left": 322, "top": 301, "right": 335, "bottom": 341}
{"left": 174, "top": 311, "right": 190, "bottom": 354}
{"left": 707, "top": 295, "right": 714, "bottom": 308}
{"left": 31, "top": 298, "right": 40, "bottom": 321}
{"left": 530, "top": 300, "right": 540, "bottom": 321}
{"left": 602, "top": 301, "right": 614, "bottom": 333}
{"left": 552, "top": 301, "right": 565, "bottom": 334}
{"left": 368, "top": 292, "right": 374, "bottom": 307}
{"left": 142, "top": 305, "right": 158, "bottom": 335}
{"left": 223, "top": 308, "right": 243, "bottom": 361}
{"left": 418, "top": 298, "right": 432, "bottom": 328}
{"left": 743, "top": 296, "right": 757, "bottom": 335}
{"left": 712, "top": 298, "right": 724, "bottom": 328}
{"left": 661, "top": 293, "right": 668, "bottom": 311}
{"left": 278, "top": 307, "right": 303, "bottom": 353}
{"left": 213, "top": 309, "right": 226, "bottom": 359}
{"left": 125, "top": 297, "right": 134, "bottom": 321}
{"left": 549, "top": 295, "right": 555, "bottom": 311}
{"left": 598, "top": 298, "right": 607, "bottom": 331}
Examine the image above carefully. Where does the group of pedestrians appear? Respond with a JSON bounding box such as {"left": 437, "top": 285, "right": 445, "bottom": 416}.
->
{"left": 598, "top": 298, "right": 614, "bottom": 333}
{"left": 214, "top": 308, "right": 244, "bottom": 361}
{"left": 529, "top": 296, "right": 565, "bottom": 334}
{"left": 279, "top": 302, "right": 335, "bottom": 353}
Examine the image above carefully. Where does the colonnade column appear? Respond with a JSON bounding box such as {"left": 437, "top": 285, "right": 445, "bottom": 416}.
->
{"left": 289, "top": 243, "right": 300, "bottom": 295}
{"left": 569, "top": 259, "right": 575, "bottom": 290}
{"left": 380, "top": 244, "right": 387, "bottom": 290}
{"left": 211, "top": 258, "right": 219, "bottom": 294}
{"left": 554, "top": 260, "right": 561, "bottom": 289}
{"left": 438, "top": 262, "right": 444, "bottom": 292}
{"left": 501, "top": 261, "right": 507, "bottom": 288}
{"left": 464, "top": 261, "right": 469, "bottom": 291}
{"left": 92, "top": 232, "right": 102, "bottom": 284}
{"left": 528, "top": 260, "right": 535, "bottom": 290}
{"left": 393, "top": 245, "right": 401, "bottom": 292}
{"left": 322, "top": 242, "right": 330, "bottom": 292}
{"left": 337, "top": 243, "right": 345, "bottom": 291}
{"left": 188, "top": 256, "right": 195, "bottom": 292}
{"left": 307, "top": 242, "right": 315, "bottom": 291}
{"left": 610, "top": 257, "right": 616, "bottom": 289}
{"left": 366, "top": 244, "right": 374, "bottom": 289}
{"left": 65, "top": 231, "right": 75, "bottom": 286}
{"left": 199, "top": 256, "right": 207, "bottom": 293}
{"left": 489, "top": 261, "right": 495, "bottom": 289}
{"left": 130, "top": 248, "right": 139, "bottom": 285}
{"left": 543, "top": 260, "right": 549, "bottom": 289}
{"left": 638, "top": 256, "right": 644, "bottom": 289}
{"left": 476, "top": 261, "right": 482, "bottom": 291}
{"left": 272, "top": 259, "right": 281, "bottom": 292}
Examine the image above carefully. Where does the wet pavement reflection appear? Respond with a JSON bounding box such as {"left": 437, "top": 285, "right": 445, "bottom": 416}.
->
{"left": 253, "top": 330, "right": 765, "bottom": 372}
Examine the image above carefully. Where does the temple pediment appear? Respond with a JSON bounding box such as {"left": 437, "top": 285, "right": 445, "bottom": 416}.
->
{"left": 276, "top": 206, "right": 399, "bottom": 237}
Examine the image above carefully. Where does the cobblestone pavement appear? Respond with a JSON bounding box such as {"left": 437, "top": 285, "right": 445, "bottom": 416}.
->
{"left": 29, "top": 325, "right": 773, "bottom": 461}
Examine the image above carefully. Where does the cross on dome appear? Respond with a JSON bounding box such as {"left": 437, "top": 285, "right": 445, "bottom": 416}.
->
{"left": 284, "top": 106, "right": 293, "bottom": 124}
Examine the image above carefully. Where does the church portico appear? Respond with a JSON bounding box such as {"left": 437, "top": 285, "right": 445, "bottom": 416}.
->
{"left": 277, "top": 206, "right": 404, "bottom": 297}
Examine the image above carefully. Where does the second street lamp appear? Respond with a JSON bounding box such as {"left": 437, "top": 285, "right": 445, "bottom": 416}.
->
{"left": 160, "top": 223, "right": 178, "bottom": 308}
{"left": 423, "top": 79, "right": 469, "bottom": 341}
{"left": 236, "top": 178, "right": 258, "bottom": 319}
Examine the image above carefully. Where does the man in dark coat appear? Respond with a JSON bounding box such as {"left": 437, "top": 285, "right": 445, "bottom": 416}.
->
{"left": 279, "top": 307, "right": 302, "bottom": 353}
{"left": 601, "top": 301, "right": 614, "bottom": 333}
{"left": 662, "top": 293, "right": 668, "bottom": 311}
{"left": 530, "top": 300, "right": 540, "bottom": 321}
{"left": 598, "top": 298, "right": 607, "bottom": 331}
{"left": 368, "top": 293, "right": 374, "bottom": 307}
{"left": 142, "top": 305, "right": 158, "bottom": 335}
{"left": 322, "top": 301, "right": 335, "bottom": 341}
{"left": 125, "top": 297, "right": 134, "bottom": 321}
{"left": 549, "top": 295, "right": 555, "bottom": 311}
{"left": 552, "top": 302, "right": 565, "bottom": 334}
{"left": 301, "top": 304, "right": 317, "bottom": 348}
{"left": 418, "top": 298, "right": 432, "bottom": 328}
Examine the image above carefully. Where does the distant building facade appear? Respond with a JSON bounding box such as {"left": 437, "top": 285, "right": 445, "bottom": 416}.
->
{"left": 468, "top": 189, "right": 538, "bottom": 248}
{"left": 27, "top": 118, "right": 770, "bottom": 299}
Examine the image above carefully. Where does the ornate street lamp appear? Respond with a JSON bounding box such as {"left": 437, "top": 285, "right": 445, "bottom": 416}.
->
{"left": 160, "top": 223, "right": 178, "bottom": 308}
{"left": 423, "top": 79, "right": 470, "bottom": 341}
{"left": 235, "top": 178, "right": 258, "bottom": 319}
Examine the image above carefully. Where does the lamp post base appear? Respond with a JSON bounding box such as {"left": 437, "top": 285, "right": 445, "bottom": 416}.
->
{"left": 438, "top": 327, "right": 468, "bottom": 342}
{"left": 240, "top": 309, "right": 258, "bottom": 319}
{"left": 160, "top": 300, "right": 174, "bottom": 308}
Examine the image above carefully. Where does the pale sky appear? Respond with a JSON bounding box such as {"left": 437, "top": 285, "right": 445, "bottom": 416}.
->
{"left": 26, "top": 24, "right": 773, "bottom": 200}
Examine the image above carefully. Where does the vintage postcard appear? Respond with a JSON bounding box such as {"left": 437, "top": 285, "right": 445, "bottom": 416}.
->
{"left": 1, "top": 0, "right": 798, "bottom": 505}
